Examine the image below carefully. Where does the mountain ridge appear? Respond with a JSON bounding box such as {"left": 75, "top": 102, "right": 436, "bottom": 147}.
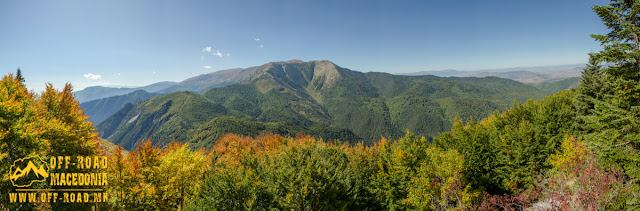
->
{"left": 98, "top": 60, "right": 550, "bottom": 149}
{"left": 80, "top": 90, "right": 162, "bottom": 124}
{"left": 399, "top": 64, "right": 584, "bottom": 84}
{"left": 75, "top": 63, "right": 584, "bottom": 105}
{"left": 74, "top": 81, "right": 176, "bottom": 103}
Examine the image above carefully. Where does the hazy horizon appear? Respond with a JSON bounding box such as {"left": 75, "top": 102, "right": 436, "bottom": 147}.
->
{"left": 67, "top": 61, "right": 583, "bottom": 91}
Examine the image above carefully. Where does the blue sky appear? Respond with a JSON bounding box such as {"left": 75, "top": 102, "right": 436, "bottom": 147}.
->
{"left": 0, "top": 0, "right": 608, "bottom": 92}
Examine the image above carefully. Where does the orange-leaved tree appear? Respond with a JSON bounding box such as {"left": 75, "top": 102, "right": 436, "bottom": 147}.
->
{"left": 0, "top": 73, "right": 101, "bottom": 210}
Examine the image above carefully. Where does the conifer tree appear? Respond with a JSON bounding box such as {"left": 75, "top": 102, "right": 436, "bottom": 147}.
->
{"left": 574, "top": 57, "right": 603, "bottom": 115}
{"left": 580, "top": 1, "right": 640, "bottom": 202}
{"left": 591, "top": 0, "right": 640, "bottom": 79}
{"left": 573, "top": 57, "right": 604, "bottom": 132}
{"left": 15, "top": 68, "right": 25, "bottom": 85}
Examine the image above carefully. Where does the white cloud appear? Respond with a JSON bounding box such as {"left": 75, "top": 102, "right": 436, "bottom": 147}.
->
{"left": 202, "top": 46, "right": 225, "bottom": 57}
{"left": 259, "top": 44, "right": 264, "bottom": 48}
{"left": 226, "top": 53, "right": 230, "bottom": 56}
{"left": 203, "top": 66, "right": 212, "bottom": 69}
{"left": 83, "top": 73, "right": 102, "bottom": 80}
{"left": 213, "top": 50, "right": 223, "bottom": 57}
{"left": 254, "top": 38, "right": 260, "bottom": 41}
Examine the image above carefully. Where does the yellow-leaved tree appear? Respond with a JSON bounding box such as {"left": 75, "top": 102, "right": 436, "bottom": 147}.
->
{"left": 153, "top": 143, "right": 209, "bottom": 210}
{"left": 538, "top": 136, "right": 629, "bottom": 210}
{"left": 36, "top": 83, "right": 100, "bottom": 157}
{"left": 404, "top": 146, "right": 479, "bottom": 210}
{"left": 1, "top": 73, "right": 101, "bottom": 210}
{"left": 0, "top": 74, "right": 43, "bottom": 208}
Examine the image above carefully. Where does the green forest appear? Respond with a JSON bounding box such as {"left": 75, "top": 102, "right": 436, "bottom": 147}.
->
{"left": 2, "top": 0, "right": 640, "bottom": 210}
{"left": 97, "top": 60, "right": 549, "bottom": 151}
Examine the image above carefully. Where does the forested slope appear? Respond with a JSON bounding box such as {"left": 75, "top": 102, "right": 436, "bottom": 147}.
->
{"left": 99, "top": 60, "right": 547, "bottom": 149}
{"left": 80, "top": 90, "right": 162, "bottom": 124}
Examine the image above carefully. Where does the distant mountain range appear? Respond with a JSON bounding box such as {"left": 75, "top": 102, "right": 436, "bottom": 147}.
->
{"left": 402, "top": 69, "right": 469, "bottom": 77}
{"left": 74, "top": 82, "right": 176, "bottom": 103}
{"left": 77, "top": 64, "right": 585, "bottom": 104}
{"left": 77, "top": 65, "right": 267, "bottom": 125}
{"left": 78, "top": 62, "right": 584, "bottom": 127}
{"left": 94, "top": 60, "right": 553, "bottom": 150}
{"left": 400, "top": 64, "right": 585, "bottom": 84}
{"left": 157, "top": 66, "right": 262, "bottom": 94}
{"left": 80, "top": 90, "right": 162, "bottom": 124}
{"left": 74, "top": 65, "right": 267, "bottom": 103}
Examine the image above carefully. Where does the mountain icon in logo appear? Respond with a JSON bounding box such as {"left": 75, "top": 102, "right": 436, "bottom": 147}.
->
{"left": 9, "top": 156, "right": 50, "bottom": 187}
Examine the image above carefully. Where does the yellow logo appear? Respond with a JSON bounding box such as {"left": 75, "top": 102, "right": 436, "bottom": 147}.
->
{"left": 9, "top": 156, "right": 50, "bottom": 187}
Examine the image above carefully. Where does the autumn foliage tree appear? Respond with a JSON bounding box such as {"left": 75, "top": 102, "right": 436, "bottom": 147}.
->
{"left": 403, "top": 146, "right": 479, "bottom": 210}
{"left": 36, "top": 83, "right": 100, "bottom": 157}
{"left": 185, "top": 132, "right": 474, "bottom": 210}
{"left": 0, "top": 73, "right": 101, "bottom": 210}
{"left": 538, "top": 136, "right": 629, "bottom": 210}
{"left": 0, "top": 74, "right": 43, "bottom": 208}
{"left": 105, "top": 139, "right": 209, "bottom": 210}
